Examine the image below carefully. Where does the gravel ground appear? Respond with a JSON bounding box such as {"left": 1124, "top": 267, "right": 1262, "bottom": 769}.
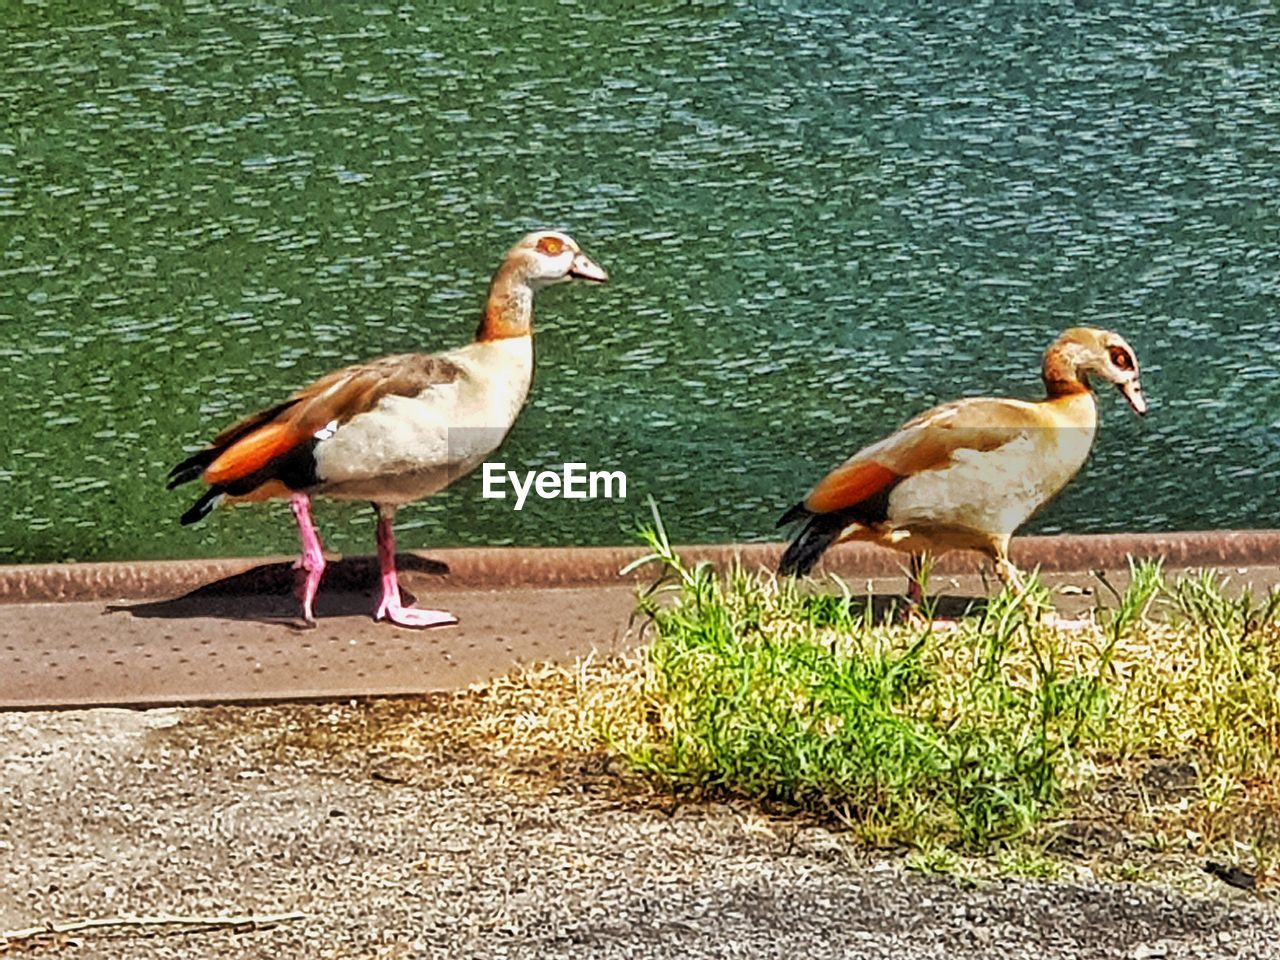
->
{"left": 3, "top": 701, "right": 1279, "bottom": 960}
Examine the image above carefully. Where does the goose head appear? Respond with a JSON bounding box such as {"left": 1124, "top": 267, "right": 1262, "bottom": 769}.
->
{"left": 506, "top": 230, "right": 608, "bottom": 289}
{"left": 1045, "top": 327, "right": 1147, "bottom": 416}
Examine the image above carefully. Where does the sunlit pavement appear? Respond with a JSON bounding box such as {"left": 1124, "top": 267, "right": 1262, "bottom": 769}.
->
{"left": 3, "top": 538, "right": 1279, "bottom": 709}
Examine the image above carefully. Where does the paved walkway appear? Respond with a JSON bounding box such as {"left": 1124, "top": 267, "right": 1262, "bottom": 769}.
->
{"left": 0, "top": 569, "right": 636, "bottom": 709}
{"left": 3, "top": 540, "right": 1279, "bottom": 709}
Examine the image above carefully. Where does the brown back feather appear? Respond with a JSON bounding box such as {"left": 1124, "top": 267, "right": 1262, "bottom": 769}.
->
{"left": 258, "top": 353, "right": 460, "bottom": 436}
{"left": 188, "top": 354, "right": 462, "bottom": 486}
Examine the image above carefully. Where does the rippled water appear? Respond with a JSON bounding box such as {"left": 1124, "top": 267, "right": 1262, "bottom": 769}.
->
{"left": 3, "top": 2, "right": 1279, "bottom": 562}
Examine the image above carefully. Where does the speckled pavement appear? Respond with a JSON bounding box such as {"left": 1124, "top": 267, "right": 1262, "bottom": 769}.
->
{"left": 0, "top": 582, "right": 637, "bottom": 709}
{"left": 2, "top": 533, "right": 1279, "bottom": 709}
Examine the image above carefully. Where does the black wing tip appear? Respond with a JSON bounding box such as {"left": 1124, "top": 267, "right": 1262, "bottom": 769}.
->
{"left": 179, "top": 489, "right": 223, "bottom": 525}
{"left": 776, "top": 501, "right": 811, "bottom": 529}
{"left": 777, "top": 509, "right": 845, "bottom": 578}
{"left": 777, "top": 543, "right": 817, "bottom": 578}
{"left": 168, "top": 451, "right": 213, "bottom": 489}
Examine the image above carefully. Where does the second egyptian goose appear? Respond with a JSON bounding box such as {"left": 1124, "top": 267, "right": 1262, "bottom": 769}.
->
{"left": 778, "top": 327, "right": 1147, "bottom": 605}
{"left": 169, "top": 230, "right": 607, "bottom": 628}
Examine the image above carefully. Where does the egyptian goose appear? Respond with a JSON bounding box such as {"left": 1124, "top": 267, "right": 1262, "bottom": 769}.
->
{"left": 778, "top": 327, "right": 1147, "bottom": 606}
{"left": 169, "top": 230, "right": 607, "bottom": 628}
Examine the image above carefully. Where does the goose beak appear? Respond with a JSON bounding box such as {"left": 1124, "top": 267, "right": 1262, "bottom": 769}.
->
{"left": 569, "top": 251, "right": 608, "bottom": 283}
{"left": 1119, "top": 379, "right": 1148, "bottom": 417}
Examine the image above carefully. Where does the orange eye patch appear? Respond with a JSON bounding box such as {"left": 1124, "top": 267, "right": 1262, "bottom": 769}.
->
{"left": 536, "top": 236, "right": 565, "bottom": 256}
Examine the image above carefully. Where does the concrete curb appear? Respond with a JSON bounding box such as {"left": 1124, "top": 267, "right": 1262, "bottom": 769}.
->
{"left": 3, "top": 530, "right": 1278, "bottom": 603}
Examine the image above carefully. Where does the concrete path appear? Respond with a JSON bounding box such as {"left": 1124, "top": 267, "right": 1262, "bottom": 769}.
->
{"left": 0, "top": 581, "right": 636, "bottom": 709}
{"left": 3, "top": 533, "right": 1279, "bottom": 709}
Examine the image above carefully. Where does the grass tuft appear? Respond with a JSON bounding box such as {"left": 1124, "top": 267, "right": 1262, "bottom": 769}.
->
{"left": 602, "top": 505, "right": 1280, "bottom": 867}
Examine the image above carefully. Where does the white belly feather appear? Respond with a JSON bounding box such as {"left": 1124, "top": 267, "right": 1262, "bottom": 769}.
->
{"left": 888, "top": 425, "right": 1096, "bottom": 537}
{"left": 313, "top": 337, "right": 534, "bottom": 504}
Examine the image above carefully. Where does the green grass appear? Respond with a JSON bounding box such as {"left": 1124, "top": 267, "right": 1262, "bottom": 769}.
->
{"left": 605, "top": 506, "right": 1280, "bottom": 867}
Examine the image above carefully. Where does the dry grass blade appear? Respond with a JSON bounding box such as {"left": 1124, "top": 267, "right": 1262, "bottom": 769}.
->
{"left": 0, "top": 911, "right": 306, "bottom": 944}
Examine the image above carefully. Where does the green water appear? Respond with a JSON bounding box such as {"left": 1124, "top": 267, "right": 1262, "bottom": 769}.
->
{"left": 3, "top": 1, "right": 1279, "bottom": 563}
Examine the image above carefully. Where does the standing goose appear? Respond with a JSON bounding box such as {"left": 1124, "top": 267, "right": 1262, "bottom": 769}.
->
{"left": 778, "top": 327, "right": 1147, "bottom": 607}
{"left": 169, "top": 230, "right": 607, "bottom": 628}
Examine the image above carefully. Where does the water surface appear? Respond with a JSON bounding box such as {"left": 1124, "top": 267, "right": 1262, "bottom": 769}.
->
{"left": 3, "top": 2, "right": 1279, "bottom": 562}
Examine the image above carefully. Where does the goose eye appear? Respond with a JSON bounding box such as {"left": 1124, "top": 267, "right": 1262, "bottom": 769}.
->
{"left": 1108, "top": 346, "right": 1133, "bottom": 371}
{"left": 536, "top": 236, "right": 565, "bottom": 257}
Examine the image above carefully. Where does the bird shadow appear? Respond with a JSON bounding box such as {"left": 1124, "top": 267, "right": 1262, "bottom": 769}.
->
{"left": 801, "top": 591, "right": 990, "bottom": 625}
{"left": 783, "top": 586, "right": 993, "bottom": 632}
{"left": 106, "top": 555, "right": 448, "bottom": 629}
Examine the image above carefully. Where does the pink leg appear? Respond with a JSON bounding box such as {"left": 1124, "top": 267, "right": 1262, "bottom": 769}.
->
{"left": 290, "top": 493, "right": 325, "bottom": 626}
{"left": 374, "top": 511, "right": 457, "bottom": 629}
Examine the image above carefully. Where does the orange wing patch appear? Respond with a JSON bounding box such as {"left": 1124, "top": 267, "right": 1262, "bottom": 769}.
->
{"left": 181, "top": 354, "right": 463, "bottom": 493}
{"left": 203, "top": 422, "right": 304, "bottom": 486}
{"left": 805, "top": 461, "right": 899, "bottom": 515}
